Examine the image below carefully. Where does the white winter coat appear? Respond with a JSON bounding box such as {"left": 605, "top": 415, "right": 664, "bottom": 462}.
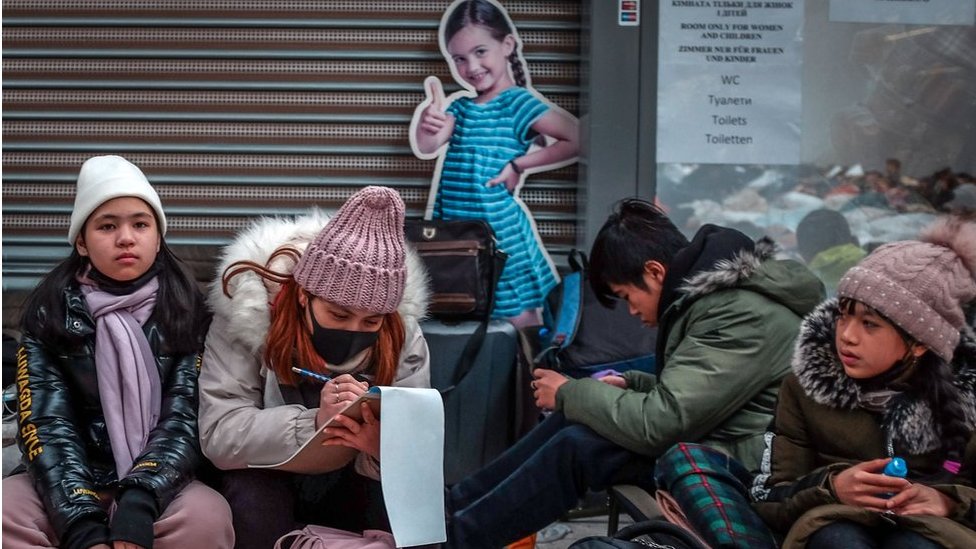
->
{"left": 198, "top": 211, "right": 430, "bottom": 477}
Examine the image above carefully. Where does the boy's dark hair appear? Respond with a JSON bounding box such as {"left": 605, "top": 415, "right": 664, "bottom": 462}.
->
{"left": 443, "top": 0, "right": 528, "bottom": 87}
{"left": 21, "top": 239, "right": 211, "bottom": 355}
{"left": 589, "top": 198, "right": 690, "bottom": 307}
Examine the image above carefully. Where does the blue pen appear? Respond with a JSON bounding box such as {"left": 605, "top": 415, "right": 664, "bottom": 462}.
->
{"left": 291, "top": 367, "right": 331, "bottom": 383}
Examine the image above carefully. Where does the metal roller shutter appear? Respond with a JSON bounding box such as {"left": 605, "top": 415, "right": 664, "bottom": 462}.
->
{"left": 2, "top": 0, "right": 581, "bottom": 291}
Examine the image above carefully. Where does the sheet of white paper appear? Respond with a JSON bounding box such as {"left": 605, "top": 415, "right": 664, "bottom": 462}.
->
{"left": 378, "top": 387, "right": 446, "bottom": 547}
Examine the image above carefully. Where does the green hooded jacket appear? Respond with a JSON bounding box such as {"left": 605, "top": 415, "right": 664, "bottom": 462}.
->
{"left": 556, "top": 232, "right": 824, "bottom": 470}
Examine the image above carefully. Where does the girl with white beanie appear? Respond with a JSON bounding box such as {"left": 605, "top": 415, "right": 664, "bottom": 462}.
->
{"left": 2, "top": 155, "right": 234, "bottom": 549}
{"left": 198, "top": 186, "right": 431, "bottom": 549}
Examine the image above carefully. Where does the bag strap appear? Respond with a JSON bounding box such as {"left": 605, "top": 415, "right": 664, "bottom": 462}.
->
{"left": 274, "top": 530, "right": 317, "bottom": 549}
{"left": 567, "top": 249, "right": 588, "bottom": 273}
{"left": 439, "top": 249, "right": 506, "bottom": 395}
{"left": 654, "top": 490, "right": 712, "bottom": 548}
{"left": 614, "top": 519, "right": 711, "bottom": 549}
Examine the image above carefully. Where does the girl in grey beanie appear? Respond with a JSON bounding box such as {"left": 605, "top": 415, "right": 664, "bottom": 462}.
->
{"left": 750, "top": 215, "right": 976, "bottom": 548}
{"left": 641, "top": 217, "right": 976, "bottom": 549}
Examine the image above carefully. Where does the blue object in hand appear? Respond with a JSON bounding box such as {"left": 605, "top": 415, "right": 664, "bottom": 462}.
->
{"left": 881, "top": 457, "right": 908, "bottom": 498}
{"left": 883, "top": 457, "right": 908, "bottom": 478}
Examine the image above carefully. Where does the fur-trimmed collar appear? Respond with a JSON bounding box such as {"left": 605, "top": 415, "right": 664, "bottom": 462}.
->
{"left": 679, "top": 236, "right": 777, "bottom": 299}
{"left": 207, "top": 210, "right": 429, "bottom": 357}
{"left": 793, "top": 298, "right": 976, "bottom": 454}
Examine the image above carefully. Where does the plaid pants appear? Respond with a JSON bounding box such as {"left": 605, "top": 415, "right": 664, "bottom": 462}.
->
{"left": 654, "top": 443, "right": 778, "bottom": 549}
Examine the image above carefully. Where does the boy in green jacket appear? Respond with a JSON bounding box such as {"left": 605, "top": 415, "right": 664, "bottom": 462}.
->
{"left": 445, "top": 198, "right": 824, "bottom": 548}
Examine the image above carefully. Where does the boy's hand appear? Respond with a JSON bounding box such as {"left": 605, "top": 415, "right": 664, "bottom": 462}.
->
{"left": 531, "top": 368, "right": 568, "bottom": 410}
{"left": 597, "top": 375, "right": 627, "bottom": 389}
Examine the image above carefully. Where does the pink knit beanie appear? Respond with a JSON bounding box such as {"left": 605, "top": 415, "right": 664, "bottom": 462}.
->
{"left": 837, "top": 217, "right": 976, "bottom": 362}
{"left": 293, "top": 186, "right": 407, "bottom": 314}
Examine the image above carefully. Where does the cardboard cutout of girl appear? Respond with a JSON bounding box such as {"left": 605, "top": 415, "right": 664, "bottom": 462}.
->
{"left": 409, "top": 0, "right": 580, "bottom": 328}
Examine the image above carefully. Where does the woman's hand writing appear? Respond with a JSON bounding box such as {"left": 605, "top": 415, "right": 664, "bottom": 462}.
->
{"left": 315, "top": 374, "right": 369, "bottom": 429}
{"left": 830, "top": 458, "right": 911, "bottom": 512}
{"left": 322, "top": 402, "right": 381, "bottom": 460}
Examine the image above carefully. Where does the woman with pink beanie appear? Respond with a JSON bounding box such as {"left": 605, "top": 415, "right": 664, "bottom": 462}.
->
{"left": 2, "top": 155, "right": 234, "bottom": 549}
{"left": 198, "top": 186, "right": 431, "bottom": 549}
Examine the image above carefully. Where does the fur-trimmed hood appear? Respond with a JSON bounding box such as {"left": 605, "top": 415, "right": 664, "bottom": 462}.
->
{"left": 680, "top": 236, "right": 777, "bottom": 298}
{"left": 652, "top": 226, "right": 824, "bottom": 374}
{"left": 792, "top": 298, "right": 976, "bottom": 454}
{"left": 669, "top": 234, "right": 824, "bottom": 321}
{"left": 207, "top": 210, "right": 429, "bottom": 357}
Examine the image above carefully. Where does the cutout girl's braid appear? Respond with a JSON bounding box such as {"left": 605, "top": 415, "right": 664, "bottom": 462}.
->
{"left": 508, "top": 47, "right": 527, "bottom": 87}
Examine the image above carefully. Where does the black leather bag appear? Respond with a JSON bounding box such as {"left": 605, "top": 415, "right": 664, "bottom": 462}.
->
{"left": 405, "top": 219, "right": 508, "bottom": 396}
{"left": 404, "top": 219, "right": 506, "bottom": 321}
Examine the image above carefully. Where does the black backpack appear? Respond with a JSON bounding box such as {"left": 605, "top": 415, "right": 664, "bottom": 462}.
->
{"left": 569, "top": 520, "right": 709, "bottom": 549}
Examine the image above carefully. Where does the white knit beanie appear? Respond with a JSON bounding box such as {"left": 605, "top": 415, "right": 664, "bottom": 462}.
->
{"left": 68, "top": 155, "right": 167, "bottom": 244}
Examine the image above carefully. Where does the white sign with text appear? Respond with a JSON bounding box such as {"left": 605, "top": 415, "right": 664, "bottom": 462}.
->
{"left": 658, "top": 0, "right": 804, "bottom": 165}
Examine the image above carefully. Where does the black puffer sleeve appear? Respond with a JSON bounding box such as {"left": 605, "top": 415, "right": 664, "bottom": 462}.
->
{"left": 117, "top": 343, "right": 203, "bottom": 515}
{"left": 15, "top": 336, "right": 109, "bottom": 542}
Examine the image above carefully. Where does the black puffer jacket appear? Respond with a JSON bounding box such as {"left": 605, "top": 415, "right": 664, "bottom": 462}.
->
{"left": 16, "top": 283, "right": 202, "bottom": 546}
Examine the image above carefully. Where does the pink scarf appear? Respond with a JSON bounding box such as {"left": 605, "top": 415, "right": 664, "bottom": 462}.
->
{"left": 79, "top": 276, "right": 162, "bottom": 477}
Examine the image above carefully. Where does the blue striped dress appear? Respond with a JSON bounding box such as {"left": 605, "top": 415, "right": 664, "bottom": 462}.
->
{"left": 432, "top": 86, "right": 559, "bottom": 318}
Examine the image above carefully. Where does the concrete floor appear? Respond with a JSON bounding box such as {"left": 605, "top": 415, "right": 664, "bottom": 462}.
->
{"left": 533, "top": 521, "right": 596, "bottom": 548}
{"left": 536, "top": 515, "right": 624, "bottom": 548}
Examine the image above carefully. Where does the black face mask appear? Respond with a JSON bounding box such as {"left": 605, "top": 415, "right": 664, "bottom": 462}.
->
{"left": 308, "top": 309, "right": 380, "bottom": 366}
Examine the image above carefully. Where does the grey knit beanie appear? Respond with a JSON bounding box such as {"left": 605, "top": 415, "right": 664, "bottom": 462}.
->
{"left": 292, "top": 186, "right": 406, "bottom": 314}
{"left": 837, "top": 217, "right": 976, "bottom": 362}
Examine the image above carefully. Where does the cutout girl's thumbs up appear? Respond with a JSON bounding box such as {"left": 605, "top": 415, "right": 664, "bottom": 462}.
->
{"left": 418, "top": 76, "right": 453, "bottom": 139}
{"left": 425, "top": 76, "right": 446, "bottom": 113}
